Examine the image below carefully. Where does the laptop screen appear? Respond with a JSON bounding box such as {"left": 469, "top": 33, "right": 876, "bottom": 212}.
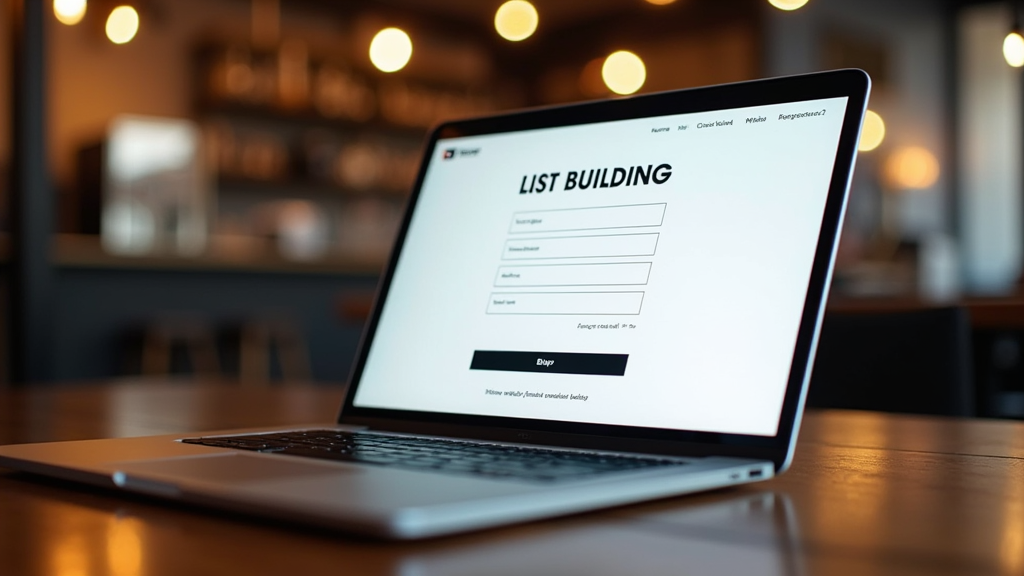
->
{"left": 352, "top": 96, "right": 850, "bottom": 438}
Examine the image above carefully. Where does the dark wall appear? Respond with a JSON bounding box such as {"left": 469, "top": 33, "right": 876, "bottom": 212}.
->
{"left": 50, "top": 266, "right": 377, "bottom": 383}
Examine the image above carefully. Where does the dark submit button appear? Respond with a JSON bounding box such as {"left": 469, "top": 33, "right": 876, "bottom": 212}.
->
{"left": 470, "top": 350, "right": 628, "bottom": 376}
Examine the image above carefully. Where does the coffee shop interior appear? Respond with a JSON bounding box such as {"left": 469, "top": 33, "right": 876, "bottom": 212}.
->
{"left": 0, "top": 0, "right": 1020, "bottom": 421}
{"left": 8, "top": 0, "right": 1024, "bottom": 574}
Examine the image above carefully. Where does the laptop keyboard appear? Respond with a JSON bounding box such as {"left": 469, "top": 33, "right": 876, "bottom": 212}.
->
{"left": 180, "top": 430, "right": 686, "bottom": 483}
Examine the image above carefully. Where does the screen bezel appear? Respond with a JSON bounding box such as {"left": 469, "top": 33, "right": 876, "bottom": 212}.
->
{"left": 336, "top": 70, "right": 870, "bottom": 471}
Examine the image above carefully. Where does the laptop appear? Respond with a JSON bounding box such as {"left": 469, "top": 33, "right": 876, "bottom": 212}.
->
{"left": 0, "top": 70, "right": 869, "bottom": 539}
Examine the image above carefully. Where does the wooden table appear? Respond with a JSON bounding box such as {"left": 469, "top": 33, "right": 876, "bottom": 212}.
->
{"left": 2, "top": 380, "right": 1024, "bottom": 575}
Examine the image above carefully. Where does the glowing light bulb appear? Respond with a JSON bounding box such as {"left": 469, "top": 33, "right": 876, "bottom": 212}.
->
{"left": 54, "top": 0, "right": 87, "bottom": 25}
{"left": 1005, "top": 32, "right": 1024, "bottom": 67}
{"left": 602, "top": 51, "right": 646, "bottom": 95}
{"left": 858, "top": 110, "right": 885, "bottom": 152}
{"left": 494, "top": 1, "right": 538, "bottom": 42}
{"left": 105, "top": 5, "right": 139, "bottom": 44}
{"left": 369, "top": 28, "right": 412, "bottom": 73}
{"left": 884, "top": 146, "right": 940, "bottom": 190}
{"left": 768, "top": 0, "right": 810, "bottom": 11}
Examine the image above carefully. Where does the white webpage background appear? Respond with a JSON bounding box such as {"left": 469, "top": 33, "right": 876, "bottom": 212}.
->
{"left": 354, "top": 97, "right": 849, "bottom": 437}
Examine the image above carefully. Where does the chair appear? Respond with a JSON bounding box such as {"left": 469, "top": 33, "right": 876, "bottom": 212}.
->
{"left": 223, "top": 315, "right": 311, "bottom": 385}
{"left": 807, "top": 307, "right": 975, "bottom": 417}
{"left": 138, "top": 316, "right": 222, "bottom": 377}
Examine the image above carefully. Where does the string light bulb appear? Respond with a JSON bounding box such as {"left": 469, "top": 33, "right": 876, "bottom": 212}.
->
{"left": 602, "top": 51, "right": 646, "bottom": 95}
{"left": 105, "top": 5, "right": 139, "bottom": 44}
{"left": 369, "top": 27, "right": 413, "bottom": 73}
{"left": 1006, "top": 31, "right": 1024, "bottom": 67}
{"left": 768, "top": 0, "right": 810, "bottom": 10}
{"left": 858, "top": 110, "right": 885, "bottom": 152}
{"left": 54, "top": 0, "right": 87, "bottom": 25}
{"left": 494, "top": 1, "right": 538, "bottom": 42}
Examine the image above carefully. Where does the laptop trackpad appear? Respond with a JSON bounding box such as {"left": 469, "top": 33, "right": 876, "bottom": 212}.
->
{"left": 112, "top": 453, "right": 357, "bottom": 486}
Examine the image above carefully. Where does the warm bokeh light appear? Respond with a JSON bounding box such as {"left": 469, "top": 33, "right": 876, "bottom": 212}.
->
{"left": 768, "top": 0, "right": 810, "bottom": 10}
{"left": 884, "top": 146, "right": 940, "bottom": 190}
{"left": 105, "top": 5, "right": 139, "bottom": 44}
{"left": 602, "top": 51, "right": 646, "bottom": 95}
{"left": 1005, "top": 32, "right": 1024, "bottom": 67}
{"left": 369, "top": 27, "right": 413, "bottom": 73}
{"left": 494, "top": 1, "right": 538, "bottom": 42}
{"left": 858, "top": 110, "right": 885, "bottom": 152}
{"left": 644, "top": 0, "right": 678, "bottom": 5}
{"left": 54, "top": 0, "right": 87, "bottom": 25}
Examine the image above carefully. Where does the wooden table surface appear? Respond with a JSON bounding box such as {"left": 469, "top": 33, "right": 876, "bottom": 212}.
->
{"left": 2, "top": 379, "right": 1024, "bottom": 576}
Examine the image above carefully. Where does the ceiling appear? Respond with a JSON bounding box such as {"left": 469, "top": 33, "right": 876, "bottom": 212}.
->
{"left": 368, "top": 0, "right": 685, "bottom": 32}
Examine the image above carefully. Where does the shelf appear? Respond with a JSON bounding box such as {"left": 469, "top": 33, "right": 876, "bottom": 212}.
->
{"left": 50, "top": 234, "right": 384, "bottom": 276}
{"left": 198, "top": 100, "right": 429, "bottom": 140}
{"left": 216, "top": 175, "right": 410, "bottom": 200}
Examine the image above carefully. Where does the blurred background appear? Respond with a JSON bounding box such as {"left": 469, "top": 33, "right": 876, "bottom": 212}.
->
{"left": 3, "top": 0, "right": 1024, "bottom": 418}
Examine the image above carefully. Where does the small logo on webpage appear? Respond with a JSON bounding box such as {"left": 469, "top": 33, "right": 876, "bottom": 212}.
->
{"left": 443, "top": 149, "right": 456, "bottom": 160}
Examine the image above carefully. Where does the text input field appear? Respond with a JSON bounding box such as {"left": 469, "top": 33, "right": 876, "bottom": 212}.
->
{"left": 503, "top": 233, "right": 659, "bottom": 260}
{"left": 495, "top": 262, "right": 652, "bottom": 287}
{"left": 487, "top": 292, "right": 644, "bottom": 315}
{"left": 509, "top": 203, "right": 666, "bottom": 234}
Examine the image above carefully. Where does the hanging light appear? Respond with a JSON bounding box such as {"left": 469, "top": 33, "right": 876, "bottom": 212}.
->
{"left": 602, "top": 51, "right": 646, "bottom": 95}
{"left": 494, "top": 0, "right": 538, "bottom": 42}
{"left": 768, "top": 0, "right": 810, "bottom": 10}
{"left": 54, "top": 0, "right": 87, "bottom": 25}
{"left": 1005, "top": 32, "right": 1024, "bottom": 67}
{"left": 369, "top": 27, "right": 413, "bottom": 73}
{"left": 858, "top": 110, "right": 885, "bottom": 152}
{"left": 105, "top": 5, "right": 139, "bottom": 44}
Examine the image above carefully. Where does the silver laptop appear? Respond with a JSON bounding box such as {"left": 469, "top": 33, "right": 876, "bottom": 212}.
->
{"left": 0, "top": 70, "right": 869, "bottom": 539}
